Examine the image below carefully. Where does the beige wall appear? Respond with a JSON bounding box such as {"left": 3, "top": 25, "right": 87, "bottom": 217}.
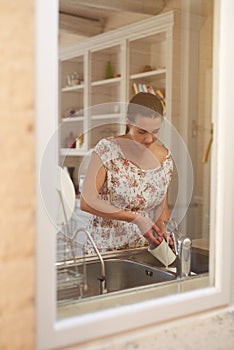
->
{"left": 0, "top": 1, "right": 35, "bottom": 349}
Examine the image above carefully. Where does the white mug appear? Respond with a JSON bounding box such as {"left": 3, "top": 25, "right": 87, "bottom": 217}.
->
{"left": 148, "top": 239, "right": 176, "bottom": 266}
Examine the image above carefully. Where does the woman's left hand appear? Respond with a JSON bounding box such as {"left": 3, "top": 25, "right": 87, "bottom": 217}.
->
{"left": 157, "top": 220, "right": 175, "bottom": 252}
{"left": 143, "top": 229, "right": 163, "bottom": 247}
{"left": 134, "top": 215, "right": 164, "bottom": 247}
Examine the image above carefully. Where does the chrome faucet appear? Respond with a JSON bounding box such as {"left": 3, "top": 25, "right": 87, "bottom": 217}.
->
{"left": 164, "top": 219, "right": 192, "bottom": 278}
{"left": 73, "top": 228, "right": 107, "bottom": 294}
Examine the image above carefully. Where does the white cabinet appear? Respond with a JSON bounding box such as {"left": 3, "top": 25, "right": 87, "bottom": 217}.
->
{"left": 59, "top": 11, "right": 177, "bottom": 191}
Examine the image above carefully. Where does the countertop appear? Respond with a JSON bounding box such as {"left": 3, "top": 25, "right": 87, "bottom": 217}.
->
{"left": 67, "top": 309, "right": 234, "bottom": 350}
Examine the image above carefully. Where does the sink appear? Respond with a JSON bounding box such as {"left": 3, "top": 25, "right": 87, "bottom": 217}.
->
{"left": 57, "top": 258, "right": 175, "bottom": 301}
{"left": 128, "top": 247, "right": 209, "bottom": 274}
{"left": 191, "top": 248, "right": 209, "bottom": 274}
{"left": 88, "top": 258, "right": 174, "bottom": 291}
{"left": 57, "top": 247, "right": 208, "bottom": 302}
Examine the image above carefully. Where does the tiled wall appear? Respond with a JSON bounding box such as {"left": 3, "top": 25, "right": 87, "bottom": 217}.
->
{"left": 0, "top": 1, "right": 35, "bottom": 349}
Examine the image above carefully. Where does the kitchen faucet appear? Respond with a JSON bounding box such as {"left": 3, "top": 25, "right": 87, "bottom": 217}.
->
{"left": 73, "top": 228, "right": 107, "bottom": 294}
{"left": 164, "top": 219, "right": 192, "bottom": 278}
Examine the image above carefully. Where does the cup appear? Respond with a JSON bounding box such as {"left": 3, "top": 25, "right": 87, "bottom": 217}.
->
{"left": 148, "top": 239, "right": 176, "bottom": 266}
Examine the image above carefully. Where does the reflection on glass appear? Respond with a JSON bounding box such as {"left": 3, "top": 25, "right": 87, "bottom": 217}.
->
{"left": 54, "top": 0, "right": 213, "bottom": 316}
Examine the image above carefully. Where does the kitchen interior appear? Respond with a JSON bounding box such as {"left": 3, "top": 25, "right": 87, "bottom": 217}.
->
{"left": 2, "top": 1, "right": 234, "bottom": 349}
{"left": 56, "top": 0, "right": 213, "bottom": 314}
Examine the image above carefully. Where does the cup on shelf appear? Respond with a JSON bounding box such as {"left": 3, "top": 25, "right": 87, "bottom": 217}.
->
{"left": 66, "top": 72, "right": 80, "bottom": 86}
{"left": 76, "top": 133, "right": 84, "bottom": 149}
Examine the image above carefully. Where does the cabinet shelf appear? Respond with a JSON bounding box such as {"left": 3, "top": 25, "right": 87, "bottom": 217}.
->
{"left": 60, "top": 148, "right": 87, "bottom": 156}
{"left": 91, "top": 77, "right": 121, "bottom": 87}
{"left": 130, "top": 69, "right": 166, "bottom": 80}
{"left": 62, "top": 116, "right": 84, "bottom": 123}
{"left": 91, "top": 113, "right": 123, "bottom": 120}
{"left": 61, "top": 84, "right": 84, "bottom": 92}
{"left": 59, "top": 11, "right": 175, "bottom": 190}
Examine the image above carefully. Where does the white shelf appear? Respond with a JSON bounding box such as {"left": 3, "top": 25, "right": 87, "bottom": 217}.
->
{"left": 59, "top": 13, "right": 174, "bottom": 173}
{"left": 60, "top": 148, "right": 87, "bottom": 156}
{"left": 130, "top": 69, "right": 166, "bottom": 80}
{"left": 62, "top": 116, "right": 84, "bottom": 123}
{"left": 91, "top": 113, "right": 123, "bottom": 120}
{"left": 61, "top": 84, "right": 84, "bottom": 92}
{"left": 91, "top": 77, "right": 121, "bottom": 87}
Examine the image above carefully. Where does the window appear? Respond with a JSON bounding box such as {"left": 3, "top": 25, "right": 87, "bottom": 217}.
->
{"left": 36, "top": 1, "right": 234, "bottom": 349}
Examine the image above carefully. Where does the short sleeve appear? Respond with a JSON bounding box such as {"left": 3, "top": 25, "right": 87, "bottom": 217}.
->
{"left": 93, "top": 138, "right": 122, "bottom": 165}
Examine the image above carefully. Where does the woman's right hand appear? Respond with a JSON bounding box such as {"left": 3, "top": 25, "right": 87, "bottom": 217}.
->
{"left": 134, "top": 215, "right": 164, "bottom": 247}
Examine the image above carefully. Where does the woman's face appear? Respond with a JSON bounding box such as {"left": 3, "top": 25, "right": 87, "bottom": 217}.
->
{"left": 127, "top": 114, "right": 162, "bottom": 148}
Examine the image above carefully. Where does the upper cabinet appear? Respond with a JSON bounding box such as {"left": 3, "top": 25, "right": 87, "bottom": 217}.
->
{"left": 59, "top": 11, "right": 178, "bottom": 189}
{"left": 129, "top": 32, "right": 167, "bottom": 100}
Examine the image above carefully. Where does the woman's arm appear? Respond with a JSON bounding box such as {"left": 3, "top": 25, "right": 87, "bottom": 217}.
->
{"left": 80, "top": 151, "right": 163, "bottom": 246}
{"left": 155, "top": 192, "right": 170, "bottom": 232}
{"left": 154, "top": 192, "right": 174, "bottom": 249}
{"left": 80, "top": 152, "right": 135, "bottom": 221}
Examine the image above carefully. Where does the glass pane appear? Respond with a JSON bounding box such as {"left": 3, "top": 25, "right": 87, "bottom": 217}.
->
{"left": 54, "top": 0, "right": 214, "bottom": 318}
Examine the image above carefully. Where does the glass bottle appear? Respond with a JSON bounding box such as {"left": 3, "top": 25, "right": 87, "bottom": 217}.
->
{"left": 105, "top": 61, "right": 113, "bottom": 79}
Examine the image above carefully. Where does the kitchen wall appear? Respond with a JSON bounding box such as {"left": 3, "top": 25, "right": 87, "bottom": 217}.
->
{"left": 0, "top": 1, "right": 233, "bottom": 350}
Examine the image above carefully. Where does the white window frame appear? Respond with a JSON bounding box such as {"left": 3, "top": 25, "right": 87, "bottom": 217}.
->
{"left": 35, "top": 0, "right": 234, "bottom": 349}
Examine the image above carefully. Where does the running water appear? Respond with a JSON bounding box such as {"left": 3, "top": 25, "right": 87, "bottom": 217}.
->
{"left": 165, "top": 232, "right": 170, "bottom": 270}
{"left": 163, "top": 220, "right": 171, "bottom": 269}
{"left": 164, "top": 219, "right": 177, "bottom": 272}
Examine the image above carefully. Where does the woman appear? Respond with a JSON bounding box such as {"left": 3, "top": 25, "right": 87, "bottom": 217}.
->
{"left": 80, "top": 92, "right": 173, "bottom": 253}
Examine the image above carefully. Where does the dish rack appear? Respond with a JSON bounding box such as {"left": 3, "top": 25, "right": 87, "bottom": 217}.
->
{"left": 56, "top": 218, "right": 87, "bottom": 302}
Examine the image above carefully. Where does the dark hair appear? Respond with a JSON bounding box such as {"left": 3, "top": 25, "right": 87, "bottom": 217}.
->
{"left": 126, "top": 92, "right": 164, "bottom": 133}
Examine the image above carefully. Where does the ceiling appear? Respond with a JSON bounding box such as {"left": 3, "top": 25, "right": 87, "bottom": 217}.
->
{"left": 59, "top": 0, "right": 167, "bottom": 38}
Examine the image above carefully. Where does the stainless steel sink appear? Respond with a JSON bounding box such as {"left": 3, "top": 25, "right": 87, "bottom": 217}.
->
{"left": 57, "top": 247, "right": 208, "bottom": 302}
{"left": 57, "top": 257, "right": 175, "bottom": 301}
{"left": 89, "top": 258, "right": 174, "bottom": 290}
{"left": 191, "top": 248, "right": 209, "bottom": 274}
{"left": 128, "top": 247, "right": 209, "bottom": 274}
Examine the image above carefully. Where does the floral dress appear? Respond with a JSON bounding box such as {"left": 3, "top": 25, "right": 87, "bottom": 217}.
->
{"left": 86, "top": 137, "right": 173, "bottom": 253}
